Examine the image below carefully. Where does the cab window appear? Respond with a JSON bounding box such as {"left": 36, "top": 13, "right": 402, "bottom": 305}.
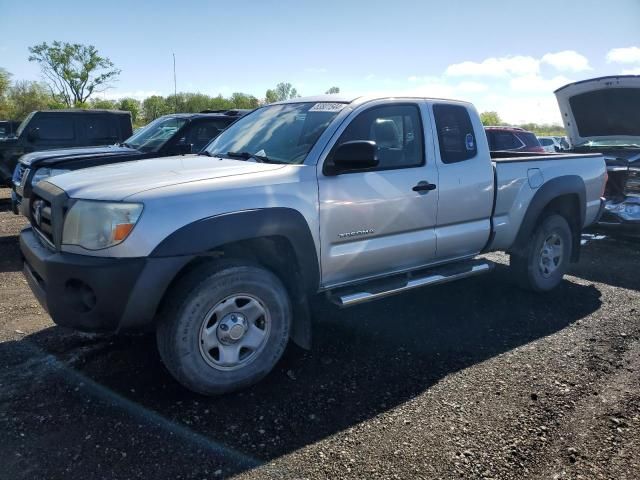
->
{"left": 332, "top": 104, "right": 424, "bottom": 170}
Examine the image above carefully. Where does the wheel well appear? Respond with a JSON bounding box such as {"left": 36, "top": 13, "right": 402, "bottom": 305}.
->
{"left": 156, "top": 236, "right": 312, "bottom": 348}
{"left": 541, "top": 193, "right": 581, "bottom": 262}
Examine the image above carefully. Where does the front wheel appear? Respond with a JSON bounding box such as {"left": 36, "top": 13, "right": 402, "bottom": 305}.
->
{"left": 156, "top": 262, "right": 291, "bottom": 395}
{"left": 510, "top": 214, "right": 573, "bottom": 292}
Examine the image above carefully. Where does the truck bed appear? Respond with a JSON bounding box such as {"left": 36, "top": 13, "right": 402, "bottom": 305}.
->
{"left": 490, "top": 150, "right": 603, "bottom": 162}
{"left": 488, "top": 151, "right": 606, "bottom": 252}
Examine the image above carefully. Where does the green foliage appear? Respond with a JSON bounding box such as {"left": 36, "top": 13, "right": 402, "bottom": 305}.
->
{"left": 5, "top": 80, "right": 56, "bottom": 120}
{"left": 142, "top": 95, "right": 171, "bottom": 122}
{"left": 117, "top": 97, "right": 141, "bottom": 123}
{"left": 28, "top": 41, "right": 120, "bottom": 106}
{"left": 325, "top": 86, "right": 340, "bottom": 94}
{"left": 90, "top": 98, "right": 118, "bottom": 110}
{"left": 0, "top": 68, "right": 11, "bottom": 98}
{"left": 265, "top": 82, "right": 299, "bottom": 103}
{"left": 480, "top": 111, "right": 503, "bottom": 126}
{"left": 230, "top": 92, "right": 259, "bottom": 109}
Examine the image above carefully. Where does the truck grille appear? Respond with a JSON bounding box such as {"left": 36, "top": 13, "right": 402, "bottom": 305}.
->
{"left": 31, "top": 195, "right": 55, "bottom": 247}
{"left": 627, "top": 166, "right": 640, "bottom": 195}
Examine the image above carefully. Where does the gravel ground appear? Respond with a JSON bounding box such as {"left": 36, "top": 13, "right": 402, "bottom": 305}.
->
{"left": 0, "top": 186, "right": 638, "bottom": 480}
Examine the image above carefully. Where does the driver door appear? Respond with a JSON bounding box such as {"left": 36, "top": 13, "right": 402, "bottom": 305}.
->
{"left": 317, "top": 101, "right": 439, "bottom": 288}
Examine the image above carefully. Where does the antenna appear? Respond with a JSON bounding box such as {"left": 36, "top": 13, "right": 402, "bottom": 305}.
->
{"left": 173, "top": 53, "right": 178, "bottom": 113}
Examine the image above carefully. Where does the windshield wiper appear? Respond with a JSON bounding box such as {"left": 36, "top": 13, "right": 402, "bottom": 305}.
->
{"left": 226, "top": 151, "right": 270, "bottom": 163}
{"left": 120, "top": 142, "right": 133, "bottom": 148}
{"left": 198, "top": 150, "right": 214, "bottom": 156}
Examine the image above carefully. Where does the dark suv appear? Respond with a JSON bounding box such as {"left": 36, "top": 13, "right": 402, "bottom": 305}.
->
{"left": 12, "top": 110, "right": 248, "bottom": 216}
{"left": 485, "top": 126, "right": 545, "bottom": 153}
{"left": 0, "top": 109, "right": 133, "bottom": 184}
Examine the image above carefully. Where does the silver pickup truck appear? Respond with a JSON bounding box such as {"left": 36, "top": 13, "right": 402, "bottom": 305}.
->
{"left": 20, "top": 95, "right": 606, "bottom": 395}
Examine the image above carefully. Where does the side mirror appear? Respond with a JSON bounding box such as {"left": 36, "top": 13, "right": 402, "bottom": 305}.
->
{"left": 329, "top": 140, "right": 378, "bottom": 175}
{"left": 176, "top": 143, "right": 193, "bottom": 155}
{"left": 26, "top": 128, "right": 40, "bottom": 143}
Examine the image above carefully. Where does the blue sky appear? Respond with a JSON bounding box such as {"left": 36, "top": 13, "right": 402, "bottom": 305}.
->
{"left": 1, "top": 0, "right": 639, "bottom": 123}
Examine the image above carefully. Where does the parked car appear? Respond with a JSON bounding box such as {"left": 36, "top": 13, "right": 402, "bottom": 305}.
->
{"left": 538, "top": 136, "right": 563, "bottom": 153}
{"left": 555, "top": 75, "right": 640, "bottom": 233}
{"left": 20, "top": 95, "right": 606, "bottom": 395}
{"left": 485, "top": 126, "right": 545, "bottom": 153}
{"left": 11, "top": 110, "right": 248, "bottom": 217}
{"left": 554, "top": 136, "right": 571, "bottom": 151}
{"left": 0, "top": 120, "right": 21, "bottom": 138}
{"left": 0, "top": 109, "right": 133, "bottom": 185}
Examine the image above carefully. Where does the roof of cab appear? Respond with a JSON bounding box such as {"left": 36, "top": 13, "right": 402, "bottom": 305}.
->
{"left": 271, "top": 93, "right": 474, "bottom": 107}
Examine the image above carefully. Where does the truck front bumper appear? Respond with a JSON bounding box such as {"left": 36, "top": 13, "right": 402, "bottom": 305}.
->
{"left": 20, "top": 227, "right": 191, "bottom": 332}
{"left": 597, "top": 195, "right": 640, "bottom": 234}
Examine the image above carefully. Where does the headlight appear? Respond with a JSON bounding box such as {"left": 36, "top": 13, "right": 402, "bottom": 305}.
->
{"left": 32, "top": 167, "right": 71, "bottom": 185}
{"left": 62, "top": 200, "right": 143, "bottom": 250}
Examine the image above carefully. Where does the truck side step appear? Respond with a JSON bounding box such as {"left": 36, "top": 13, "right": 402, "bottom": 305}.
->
{"left": 328, "top": 259, "right": 494, "bottom": 307}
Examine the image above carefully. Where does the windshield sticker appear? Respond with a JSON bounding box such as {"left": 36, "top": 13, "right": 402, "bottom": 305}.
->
{"left": 465, "top": 133, "right": 475, "bottom": 151}
{"left": 309, "top": 103, "right": 346, "bottom": 113}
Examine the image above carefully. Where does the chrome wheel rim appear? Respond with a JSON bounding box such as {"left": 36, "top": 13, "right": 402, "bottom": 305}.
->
{"left": 538, "top": 233, "right": 563, "bottom": 278}
{"left": 198, "top": 294, "right": 270, "bottom": 371}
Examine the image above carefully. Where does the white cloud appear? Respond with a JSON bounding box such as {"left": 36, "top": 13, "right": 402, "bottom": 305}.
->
{"left": 622, "top": 67, "right": 640, "bottom": 75}
{"left": 457, "top": 81, "right": 489, "bottom": 93}
{"left": 541, "top": 50, "right": 591, "bottom": 72}
{"left": 364, "top": 73, "right": 376, "bottom": 81}
{"left": 510, "top": 74, "right": 571, "bottom": 93}
{"left": 607, "top": 46, "right": 640, "bottom": 64}
{"left": 445, "top": 55, "right": 540, "bottom": 77}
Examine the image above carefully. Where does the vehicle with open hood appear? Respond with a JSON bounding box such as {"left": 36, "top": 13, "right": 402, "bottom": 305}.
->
{"left": 555, "top": 75, "right": 640, "bottom": 232}
{"left": 19, "top": 94, "right": 606, "bottom": 395}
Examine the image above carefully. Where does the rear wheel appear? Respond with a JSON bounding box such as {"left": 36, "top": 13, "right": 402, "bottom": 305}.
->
{"left": 510, "top": 214, "right": 572, "bottom": 292}
{"left": 156, "top": 262, "right": 291, "bottom": 395}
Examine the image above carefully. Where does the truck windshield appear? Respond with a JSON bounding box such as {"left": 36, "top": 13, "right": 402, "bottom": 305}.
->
{"left": 125, "top": 116, "right": 188, "bottom": 153}
{"left": 204, "top": 102, "right": 345, "bottom": 164}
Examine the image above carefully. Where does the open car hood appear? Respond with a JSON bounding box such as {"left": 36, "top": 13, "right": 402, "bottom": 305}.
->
{"left": 554, "top": 75, "right": 640, "bottom": 147}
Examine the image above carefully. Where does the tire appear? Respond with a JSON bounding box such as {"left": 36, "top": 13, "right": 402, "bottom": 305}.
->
{"left": 156, "top": 261, "right": 291, "bottom": 395}
{"left": 510, "top": 214, "right": 573, "bottom": 292}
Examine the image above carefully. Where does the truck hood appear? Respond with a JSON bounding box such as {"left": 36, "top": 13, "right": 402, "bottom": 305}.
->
{"left": 46, "top": 154, "right": 285, "bottom": 200}
{"left": 19, "top": 144, "right": 137, "bottom": 167}
{"left": 555, "top": 75, "right": 640, "bottom": 147}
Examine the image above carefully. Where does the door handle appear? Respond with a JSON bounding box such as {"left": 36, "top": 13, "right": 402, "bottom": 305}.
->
{"left": 412, "top": 181, "right": 437, "bottom": 193}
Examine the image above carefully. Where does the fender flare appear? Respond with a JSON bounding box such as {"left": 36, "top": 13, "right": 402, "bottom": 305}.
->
{"left": 511, "top": 175, "right": 586, "bottom": 262}
{"left": 151, "top": 208, "right": 320, "bottom": 349}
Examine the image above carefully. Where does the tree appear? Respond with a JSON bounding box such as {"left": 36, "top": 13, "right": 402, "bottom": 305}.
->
{"left": 7, "top": 80, "right": 60, "bottom": 120}
{"left": 28, "top": 41, "right": 120, "bottom": 107}
{"left": 265, "top": 89, "right": 279, "bottom": 104}
{"left": 90, "top": 98, "right": 118, "bottom": 110}
{"left": 142, "top": 95, "right": 170, "bottom": 122}
{"left": 0, "top": 68, "right": 11, "bottom": 98}
{"left": 325, "top": 86, "right": 340, "bottom": 94}
{"left": 265, "top": 82, "right": 299, "bottom": 103}
{"left": 117, "top": 98, "right": 141, "bottom": 123}
{"left": 480, "top": 111, "right": 503, "bottom": 126}
{"left": 230, "top": 92, "right": 259, "bottom": 109}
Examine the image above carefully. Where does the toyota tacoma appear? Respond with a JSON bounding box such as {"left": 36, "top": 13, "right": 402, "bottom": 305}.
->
{"left": 20, "top": 95, "right": 607, "bottom": 395}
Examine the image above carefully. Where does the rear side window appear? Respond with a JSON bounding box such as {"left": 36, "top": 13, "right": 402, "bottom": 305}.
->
{"left": 31, "top": 116, "right": 75, "bottom": 140}
{"left": 539, "top": 138, "right": 554, "bottom": 146}
{"left": 433, "top": 104, "right": 477, "bottom": 163}
{"left": 489, "top": 131, "right": 522, "bottom": 150}
{"left": 85, "top": 116, "right": 119, "bottom": 143}
{"left": 516, "top": 132, "right": 541, "bottom": 148}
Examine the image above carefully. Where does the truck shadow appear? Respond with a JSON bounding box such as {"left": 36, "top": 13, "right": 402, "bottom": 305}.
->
{"left": 2, "top": 264, "right": 602, "bottom": 478}
{"left": 571, "top": 234, "right": 640, "bottom": 291}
